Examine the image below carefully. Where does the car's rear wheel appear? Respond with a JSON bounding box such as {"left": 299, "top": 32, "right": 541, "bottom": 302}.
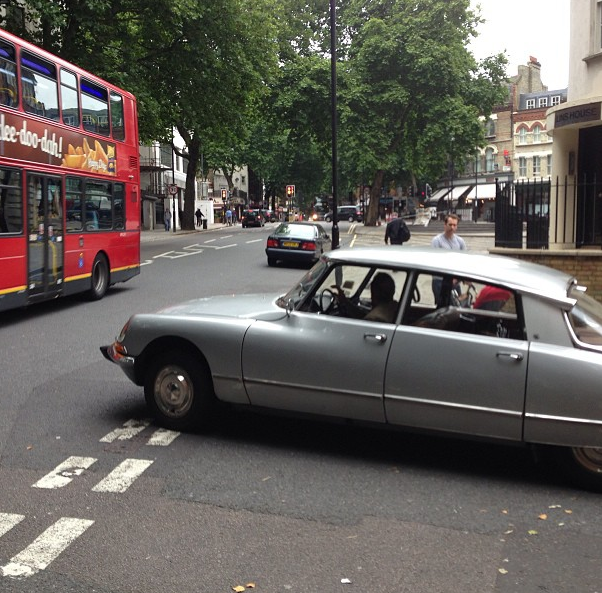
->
{"left": 555, "top": 446, "right": 602, "bottom": 492}
{"left": 325, "top": 215, "right": 331, "bottom": 222}
{"left": 348, "top": 215, "right": 354, "bottom": 222}
{"left": 144, "top": 350, "right": 214, "bottom": 431}
{"left": 88, "top": 253, "right": 109, "bottom": 300}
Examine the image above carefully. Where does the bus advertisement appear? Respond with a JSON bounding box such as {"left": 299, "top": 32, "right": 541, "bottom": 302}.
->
{"left": 0, "top": 27, "right": 140, "bottom": 313}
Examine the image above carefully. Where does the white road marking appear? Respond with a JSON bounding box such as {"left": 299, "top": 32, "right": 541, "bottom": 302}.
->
{"left": 146, "top": 428, "right": 180, "bottom": 446}
{"left": 91, "top": 458, "right": 154, "bottom": 493}
{"left": 32, "top": 456, "right": 97, "bottom": 490}
{"left": 140, "top": 259, "right": 153, "bottom": 266}
{"left": 198, "top": 243, "right": 236, "bottom": 250}
{"left": 0, "top": 513, "right": 24, "bottom": 538}
{"left": 100, "top": 418, "right": 151, "bottom": 443}
{"left": 1, "top": 517, "right": 94, "bottom": 579}
{"left": 204, "top": 238, "right": 216, "bottom": 243}
{"left": 245, "top": 239, "right": 263, "bottom": 244}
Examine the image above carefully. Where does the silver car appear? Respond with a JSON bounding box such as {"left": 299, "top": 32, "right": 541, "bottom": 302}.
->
{"left": 101, "top": 247, "right": 602, "bottom": 491}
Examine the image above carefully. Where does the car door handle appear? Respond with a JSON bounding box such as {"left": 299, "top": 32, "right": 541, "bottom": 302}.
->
{"left": 364, "top": 333, "right": 387, "bottom": 343}
{"left": 496, "top": 351, "right": 524, "bottom": 361}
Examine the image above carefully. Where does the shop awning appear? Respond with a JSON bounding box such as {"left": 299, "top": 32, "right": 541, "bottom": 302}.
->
{"left": 426, "top": 188, "right": 450, "bottom": 206}
{"left": 465, "top": 183, "right": 497, "bottom": 201}
{"left": 448, "top": 185, "right": 470, "bottom": 200}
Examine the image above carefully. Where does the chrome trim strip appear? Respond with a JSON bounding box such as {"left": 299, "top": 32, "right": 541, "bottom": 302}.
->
{"left": 384, "top": 394, "right": 522, "bottom": 417}
{"left": 525, "top": 412, "right": 602, "bottom": 426}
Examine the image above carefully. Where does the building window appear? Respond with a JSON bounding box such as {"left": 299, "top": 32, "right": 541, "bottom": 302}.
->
{"left": 533, "top": 156, "right": 541, "bottom": 176}
{"left": 547, "top": 155, "right": 552, "bottom": 175}
{"left": 485, "top": 147, "right": 495, "bottom": 172}
{"left": 533, "top": 124, "right": 542, "bottom": 143}
{"left": 538, "top": 97, "right": 548, "bottom": 108}
{"left": 485, "top": 118, "right": 496, "bottom": 137}
{"left": 519, "top": 157, "right": 527, "bottom": 177}
{"left": 518, "top": 127, "right": 527, "bottom": 144}
{"left": 551, "top": 95, "right": 561, "bottom": 106}
{"left": 526, "top": 99, "right": 535, "bottom": 109}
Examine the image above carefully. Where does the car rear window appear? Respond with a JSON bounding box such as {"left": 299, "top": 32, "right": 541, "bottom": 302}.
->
{"left": 275, "top": 224, "right": 315, "bottom": 239}
{"left": 567, "top": 287, "right": 602, "bottom": 347}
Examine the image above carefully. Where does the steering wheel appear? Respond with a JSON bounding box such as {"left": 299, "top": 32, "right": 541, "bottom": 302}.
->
{"left": 319, "top": 288, "right": 340, "bottom": 314}
{"left": 451, "top": 282, "right": 477, "bottom": 308}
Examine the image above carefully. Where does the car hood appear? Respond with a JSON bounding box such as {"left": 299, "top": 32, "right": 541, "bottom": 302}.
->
{"left": 156, "top": 293, "right": 287, "bottom": 321}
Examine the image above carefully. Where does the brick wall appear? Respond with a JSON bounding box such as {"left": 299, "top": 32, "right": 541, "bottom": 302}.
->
{"left": 490, "top": 248, "right": 602, "bottom": 302}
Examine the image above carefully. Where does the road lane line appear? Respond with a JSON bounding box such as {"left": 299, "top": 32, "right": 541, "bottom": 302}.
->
{"left": 0, "top": 513, "right": 25, "bottom": 538}
{"left": 100, "top": 418, "right": 151, "bottom": 443}
{"left": 1, "top": 517, "right": 94, "bottom": 579}
{"left": 146, "top": 428, "right": 180, "bottom": 446}
{"left": 91, "top": 458, "right": 154, "bottom": 493}
{"left": 245, "top": 239, "right": 262, "bottom": 244}
{"left": 32, "top": 456, "right": 97, "bottom": 489}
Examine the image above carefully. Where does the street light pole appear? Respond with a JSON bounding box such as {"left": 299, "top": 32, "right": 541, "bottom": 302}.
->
{"left": 330, "top": 0, "right": 339, "bottom": 249}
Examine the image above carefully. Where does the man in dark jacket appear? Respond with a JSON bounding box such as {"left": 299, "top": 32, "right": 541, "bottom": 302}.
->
{"left": 384, "top": 216, "right": 410, "bottom": 245}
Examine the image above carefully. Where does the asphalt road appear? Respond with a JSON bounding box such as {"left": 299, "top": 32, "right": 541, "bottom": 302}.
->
{"left": 0, "top": 222, "right": 600, "bottom": 593}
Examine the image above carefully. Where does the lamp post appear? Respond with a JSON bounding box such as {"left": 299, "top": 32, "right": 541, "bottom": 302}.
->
{"left": 448, "top": 136, "right": 454, "bottom": 214}
{"left": 330, "top": 0, "right": 339, "bottom": 249}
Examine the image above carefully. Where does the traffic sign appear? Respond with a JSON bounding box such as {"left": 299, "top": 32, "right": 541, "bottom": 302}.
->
{"left": 167, "top": 184, "right": 178, "bottom": 195}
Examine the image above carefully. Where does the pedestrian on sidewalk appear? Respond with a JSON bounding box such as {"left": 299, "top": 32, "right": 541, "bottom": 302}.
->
{"left": 385, "top": 216, "right": 411, "bottom": 245}
{"left": 164, "top": 208, "right": 171, "bottom": 232}
{"left": 431, "top": 213, "right": 466, "bottom": 250}
{"left": 195, "top": 208, "right": 204, "bottom": 227}
{"left": 225, "top": 208, "right": 232, "bottom": 226}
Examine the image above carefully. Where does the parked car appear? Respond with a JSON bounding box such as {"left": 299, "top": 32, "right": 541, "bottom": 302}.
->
{"left": 265, "top": 221, "right": 331, "bottom": 267}
{"left": 101, "top": 247, "right": 602, "bottom": 491}
{"left": 324, "top": 205, "right": 363, "bottom": 222}
{"left": 241, "top": 209, "right": 264, "bottom": 228}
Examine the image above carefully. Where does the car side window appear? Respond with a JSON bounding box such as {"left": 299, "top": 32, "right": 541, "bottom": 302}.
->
{"left": 402, "top": 272, "right": 524, "bottom": 339}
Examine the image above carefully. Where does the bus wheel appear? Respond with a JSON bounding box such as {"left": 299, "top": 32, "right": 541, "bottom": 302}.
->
{"left": 89, "top": 254, "right": 109, "bottom": 300}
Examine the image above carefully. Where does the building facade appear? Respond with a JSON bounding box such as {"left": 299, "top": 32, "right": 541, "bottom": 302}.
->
{"left": 546, "top": 0, "right": 602, "bottom": 248}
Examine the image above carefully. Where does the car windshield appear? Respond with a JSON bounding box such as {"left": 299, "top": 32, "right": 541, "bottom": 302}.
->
{"left": 567, "top": 286, "right": 602, "bottom": 348}
{"left": 274, "top": 223, "right": 315, "bottom": 239}
{"left": 276, "top": 259, "right": 329, "bottom": 308}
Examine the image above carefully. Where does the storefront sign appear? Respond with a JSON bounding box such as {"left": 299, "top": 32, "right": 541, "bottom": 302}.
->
{"left": 554, "top": 102, "right": 601, "bottom": 128}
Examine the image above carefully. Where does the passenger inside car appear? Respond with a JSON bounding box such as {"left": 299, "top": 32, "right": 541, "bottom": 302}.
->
{"left": 333, "top": 272, "right": 398, "bottom": 323}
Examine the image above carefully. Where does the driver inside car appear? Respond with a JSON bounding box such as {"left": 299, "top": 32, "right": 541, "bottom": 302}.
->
{"left": 333, "top": 272, "right": 398, "bottom": 323}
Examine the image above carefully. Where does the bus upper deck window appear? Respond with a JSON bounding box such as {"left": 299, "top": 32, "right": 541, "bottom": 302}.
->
{"left": 0, "top": 39, "right": 17, "bottom": 108}
{"left": 20, "top": 51, "right": 59, "bottom": 121}
{"left": 110, "top": 92, "right": 125, "bottom": 141}
{"left": 81, "top": 78, "right": 109, "bottom": 136}
{"left": 60, "top": 69, "right": 80, "bottom": 128}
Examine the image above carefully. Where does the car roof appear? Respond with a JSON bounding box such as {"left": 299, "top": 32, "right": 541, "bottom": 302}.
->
{"left": 325, "top": 246, "right": 576, "bottom": 306}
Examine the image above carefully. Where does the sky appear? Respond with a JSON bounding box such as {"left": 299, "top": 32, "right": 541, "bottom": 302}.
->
{"left": 469, "top": 0, "right": 571, "bottom": 90}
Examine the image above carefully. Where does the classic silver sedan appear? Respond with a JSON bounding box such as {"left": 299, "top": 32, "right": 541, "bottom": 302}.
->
{"left": 101, "top": 247, "right": 602, "bottom": 491}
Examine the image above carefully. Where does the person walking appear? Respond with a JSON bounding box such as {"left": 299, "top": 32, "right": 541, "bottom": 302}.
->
{"left": 164, "top": 208, "right": 171, "bottom": 232}
{"left": 195, "top": 208, "right": 203, "bottom": 227}
{"left": 384, "top": 216, "right": 411, "bottom": 245}
{"left": 225, "top": 208, "right": 232, "bottom": 226}
{"left": 431, "top": 213, "right": 466, "bottom": 250}
{"left": 431, "top": 213, "right": 467, "bottom": 304}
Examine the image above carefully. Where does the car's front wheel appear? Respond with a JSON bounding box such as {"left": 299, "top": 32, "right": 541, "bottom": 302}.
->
{"left": 144, "top": 349, "right": 214, "bottom": 431}
{"left": 555, "top": 446, "right": 602, "bottom": 492}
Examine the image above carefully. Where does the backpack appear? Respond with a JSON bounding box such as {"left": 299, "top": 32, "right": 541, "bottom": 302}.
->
{"left": 390, "top": 218, "right": 411, "bottom": 244}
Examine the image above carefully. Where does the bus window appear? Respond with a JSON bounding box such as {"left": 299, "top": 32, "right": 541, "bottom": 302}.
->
{"left": 114, "top": 183, "right": 125, "bottom": 229}
{"left": 110, "top": 91, "right": 125, "bottom": 141}
{"left": 85, "top": 179, "right": 112, "bottom": 230}
{"left": 60, "top": 69, "right": 80, "bottom": 128}
{"left": 66, "top": 176, "right": 83, "bottom": 231}
{"left": 0, "top": 39, "right": 17, "bottom": 108}
{"left": 20, "top": 50, "right": 59, "bottom": 121}
{"left": 81, "top": 78, "right": 109, "bottom": 136}
{"left": 0, "top": 167, "right": 22, "bottom": 233}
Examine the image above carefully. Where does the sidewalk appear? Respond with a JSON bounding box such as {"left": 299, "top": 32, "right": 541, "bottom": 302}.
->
{"left": 141, "top": 222, "right": 224, "bottom": 242}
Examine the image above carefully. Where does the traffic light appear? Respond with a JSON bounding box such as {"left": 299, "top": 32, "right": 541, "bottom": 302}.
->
{"left": 426, "top": 183, "right": 432, "bottom": 198}
{"left": 286, "top": 184, "right": 295, "bottom": 198}
{"left": 221, "top": 189, "right": 227, "bottom": 199}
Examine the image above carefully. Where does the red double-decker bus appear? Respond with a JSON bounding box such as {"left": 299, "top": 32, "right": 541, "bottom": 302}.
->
{"left": 0, "top": 28, "right": 140, "bottom": 313}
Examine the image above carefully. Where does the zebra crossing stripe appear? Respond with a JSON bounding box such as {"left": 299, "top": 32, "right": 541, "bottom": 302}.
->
{"left": 0, "top": 513, "right": 25, "bottom": 538}
{"left": 91, "top": 458, "right": 153, "bottom": 493}
{"left": 99, "top": 418, "right": 151, "bottom": 443}
{"left": 32, "top": 456, "right": 97, "bottom": 489}
{"left": 146, "top": 427, "right": 180, "bottom": 446}
{"left": 1, "top": 517, "right": 94, "bottom": 579}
